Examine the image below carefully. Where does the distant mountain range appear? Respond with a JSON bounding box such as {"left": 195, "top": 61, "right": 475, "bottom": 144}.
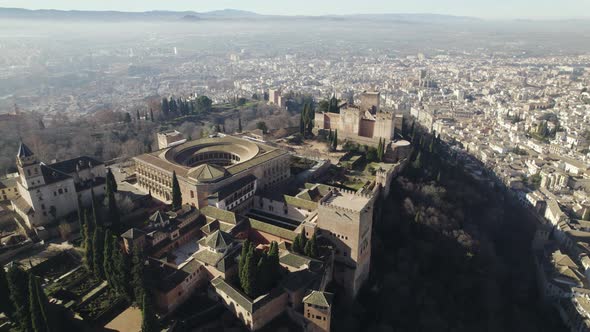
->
{"left": 0, "top": 7, "right": 481, "bottom": 23}
{"left": 0, "top": 8, "right": 261, "bottom": 21}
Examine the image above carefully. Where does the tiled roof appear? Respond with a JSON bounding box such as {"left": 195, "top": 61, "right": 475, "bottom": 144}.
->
{"left": 249, "top": 218, "right": 296, "bottom": 241}
{"left": 12, "top": 196, "right": 33, "bottom": 214}
{"left": 284, "top": 195, "right": 317, "bottom": 211}
{"left": 194, "top": 248, "right": 224, "bottom": 267}
{"left": 188, "top": 164, "right": 227, "bottom": 182}
{"left": 0, "top": 177, "right": 17, "bottom": 189}
{"left": 279, "top": 252, "right": 314, "bottom": 269}
{"left": 200, "top": 206, "right": 237, "bottom": 224}
{"left": 149, "top": 210, "right": 169, "bottom": 224}
{"left": 121, "top": 228, "right": 146, "bottom": 240}
{"left": 211, "top": 277, "right": 285, "bottom": 313}
{"left": 49, "top": 156, "right": 104, "bottom": 175}
{"left": 211, "top": 277, "right": 253, "bottom": 311}
{"left": 303, "top": 291, "right": 334, "bottom": 307}
{"left": 200, "top": 220, "right": 220, "bottom": 234}
{"left": 17, "top": 142, "right": 34, "bottom": 158}
{"left": 282, "top": 269, "right": 318, "bottom": 292}
{"left": 179, "top": 259, "right": 202, "bottom": 274}
{"left": 204, "top": 230, "right": 233, "bottom": 250}
{"left": 227, "top": 149, "right": 288, "bottom": 175}
{"left": 40, "top": 164, "right": 71, "bottom": 185}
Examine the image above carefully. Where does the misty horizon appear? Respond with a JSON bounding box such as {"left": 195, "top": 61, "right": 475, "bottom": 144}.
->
{"left": 0, "top": 0, "right": 588, "bottom": 20}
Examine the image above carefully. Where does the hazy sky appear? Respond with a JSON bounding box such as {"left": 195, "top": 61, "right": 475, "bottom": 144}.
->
{"left": 0, "top": 0, "right": 587, "bottom": 19}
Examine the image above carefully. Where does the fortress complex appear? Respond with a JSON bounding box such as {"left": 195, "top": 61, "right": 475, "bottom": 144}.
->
{"left": 314, "top": 91, "right": 396, "bottom": 146}
{"left": 126, "top": 134, "right": 406, "bottom": 330}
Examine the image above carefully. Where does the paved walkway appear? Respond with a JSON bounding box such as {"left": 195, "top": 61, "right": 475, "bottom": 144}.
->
{"left": 104, "top": 306, "right": 142, "bottom": 332}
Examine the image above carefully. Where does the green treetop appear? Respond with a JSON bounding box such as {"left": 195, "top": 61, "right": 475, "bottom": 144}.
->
{"left": 7, "top": 265, "right": 32, "bottom": 332}
{"left": 141, "top": 293, "right": 159, "bottom": 332}
{"left": 171, "top": 171, "right": 182, "bottom": 210}
{"left": 92, "top": 227, "right": 105, "bottom": 279}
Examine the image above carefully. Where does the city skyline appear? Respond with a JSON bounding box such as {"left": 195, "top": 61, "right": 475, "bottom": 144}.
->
{"left": 0, "top": 0, "right": 588, "bottom": 20}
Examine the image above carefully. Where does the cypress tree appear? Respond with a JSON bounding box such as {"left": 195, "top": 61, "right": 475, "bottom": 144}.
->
{"left": 292, "top": 235, "right": 302, "bottom": 254}
{"left": 93, "top": 227, "right": 105, "bottom": 279}
{"left": 300, "top": 228, "right": 308, "bottom": 250}
{"left": 311, "top": 233, "right": 319, "bottom": 258}
{"left": 304, "top": 232, "right": 319, "bottom": 258}
{"left": 106, "top": 168, "right": 118, "bottom": 193}
{"left": 238, "top": 118, "right": 242, "bottom": 133}
{"left": 429, "top": 135, "right": 435, "bottom": 153}
{"left": 90, "top": 189, "right": 100, "bottom": 228}
{"left": 306, "top": 103, "right": 314, "bottom": 135}
{"left": 131, "top": 245, "right": 146, "bottom": 304}
{"left": 244, "top": 246, "right": 258, "bottom": 298}
{"left": 84, "top": 209, "right": 94, "bottom": 237}
{"left": 77, "top": 205, "right": 85, "bottom": 244}
{"left": 239, "top": 240, "right": 250, "bottom": 290}
{"left": 141, "top": 293, "right": 159, "bottom": 332}
{"left": 304, "top": 240, "right": 312, "bottom": 257}
{"left": 169, "top": 99, "right": 177, "bottom": 114}
{"left": 377, "top": 138, "right": 384, "bottom": 162}
{"left": 302, "top": 103, "right": 310, "bottom": 135}
{"left": 268, "top": 242, "right": 280, "bottom": 282}
{"left": 332, "top": 130, "right": 338, "bottom": 151}
{"left": 299, "top": 108, "right": 306, "bottom": 135}
{"left": 161, "top": 98, "right": 169, "bottom": 116}
{"left": 329, "top": 95, "right": 339, "bottom": 113}
{"left": 241, "top": 251, "right": 251, "bottom": 295}
{"left": 0, "top": 267, "right": 14, "bottom": 320}
{"left": 171, "top": 171, "right": 182, "bottom": 210}
{"left": 7, "top": 265, "right": 31, "bottom": 332}
{"left": 112, "top": 240, "right": 131, "bottom": 300}
{"left": 292, "top": 229, "right": 307, "bottom": 255}
{"left": 83, "top": 222, "right": 94, "bottom": 273}
{"left": 150, "top": 109, "right": 154, "bottom": 122}
{"left": 105, "top": 172, "right": 120, "bottom": 225}
{"left": 412, "top": 151, "right": 422, "bottom": 169}
{"left": 257, "top": 255, "right": 269, "bottom": 295}
{"left": 29, "top": 274, "right": 51, "bottom": 332}
{"left": 103, "top": 230, "right": 114, "bottom": 286}
{"left": 28, "top": 273, "right": 43, "bottom": 332}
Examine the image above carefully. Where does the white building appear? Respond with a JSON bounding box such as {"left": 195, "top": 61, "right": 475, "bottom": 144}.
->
{"left": 11, "top": 142, "right": 106, "bottom": 229}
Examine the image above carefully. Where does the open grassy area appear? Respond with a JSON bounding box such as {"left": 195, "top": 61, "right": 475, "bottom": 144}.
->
{"left": 339, "top": 158, "right": 381, "bottom": 191}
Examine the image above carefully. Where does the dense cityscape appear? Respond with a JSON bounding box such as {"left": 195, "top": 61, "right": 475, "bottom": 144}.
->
{"left": 0, "top": 4, "right": 589, "bottom": 332}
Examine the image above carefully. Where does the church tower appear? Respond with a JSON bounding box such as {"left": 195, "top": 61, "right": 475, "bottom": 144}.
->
{"left": 16, "top": 142, "right": 45, "bottom": 189}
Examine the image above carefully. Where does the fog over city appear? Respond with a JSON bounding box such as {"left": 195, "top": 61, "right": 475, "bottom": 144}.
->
{"left": 1, "top": 12, "right": 590, "bottom": 113}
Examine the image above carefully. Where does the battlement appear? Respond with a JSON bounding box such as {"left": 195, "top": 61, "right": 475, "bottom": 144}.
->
{"left": 375, "top": 111, "right": 394, "bottom": 120}
{"left": 318, "top": 187, "right": 373, "bottom": 214}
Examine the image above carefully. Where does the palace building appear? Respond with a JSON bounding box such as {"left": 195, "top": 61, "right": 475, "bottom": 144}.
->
{"left": 134, "top": 135, "right": 291, "bottom": 213}
{"left": 11, "top": 142, "right": 106, "bottom": 229}
{"left": 123, "top": 134, "right": 406, "bottom": 331}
